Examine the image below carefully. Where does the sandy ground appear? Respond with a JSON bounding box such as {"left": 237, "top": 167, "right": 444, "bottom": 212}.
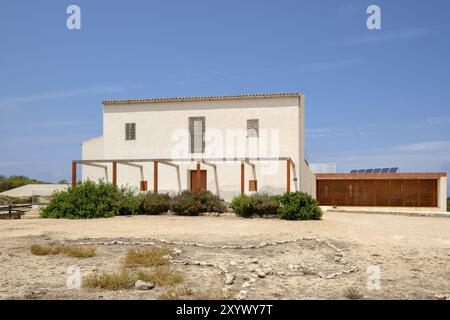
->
{"left": 0, "top": 211, "right": 449, "bottom": 300}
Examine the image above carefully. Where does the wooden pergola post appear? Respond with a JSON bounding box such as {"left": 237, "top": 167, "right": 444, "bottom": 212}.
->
{"left": 196, "top": 161, "right": 201, "bottom": 192}
{"left": 241, "top": 161, "right": 245, "bottom": 195}
{"left": 286, "top": 159, "right": 291, "bottom": 193}
{"left": 112, "top": 162, "right": 117, "bottom": 186}
{"left": 71, "top": 161, "right": 77, "bottom": 188}
{"left": 154, "top": 161, "right": 158, "bottom": 193}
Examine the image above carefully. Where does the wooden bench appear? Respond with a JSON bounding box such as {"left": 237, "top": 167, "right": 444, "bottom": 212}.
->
{"left": 0, "top": 204, "right": 32, "bottom": 220}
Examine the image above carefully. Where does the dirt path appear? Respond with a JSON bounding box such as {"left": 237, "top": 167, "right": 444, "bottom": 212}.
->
{"left": 0, "top": 212, "right": 449, "bottom": 299}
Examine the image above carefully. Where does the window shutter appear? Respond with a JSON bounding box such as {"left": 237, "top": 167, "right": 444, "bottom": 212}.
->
{"left": 130, "top": 123, "right": 136, "bottom": 140}
{"left": 189, "top": 117, "right": 205, "bottom": 153}
{"left": 125, "top": 123, "right": 130, "bottom": 140}
{"left": 247, "top": 119, "right": 259, "bottom": 137}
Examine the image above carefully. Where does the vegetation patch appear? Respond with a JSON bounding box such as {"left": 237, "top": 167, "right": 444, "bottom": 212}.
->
{"left": 40, "top": 180, "right": 140, "bottom": 219}
{"left": 158, "top": 285, "right": 232, "bottom": 300}
{"left": 30, "top": 244, "right": 96, "bottom": 258}
{"left": 0, "top": 196, "right": 32, "bottom": 205}
{"left": 230, "top": 193, "right": 279, "bottom": 218}
{"left": 82, "top": 266, "right": 184, "bottom": 290}
{"left": 170, "top": 190, "right": 226, "bottom": 216}
{"left": 123, "top": 247, "right": 172, "bottom": 268}
{"left": 277, "top": 192, "right": 323, "bottom": 220}
{"left": 140, "top": 193, "right": 170, "bottom": 215}
{"left": 343, "top": 286, "right": 364, "bottom": 300}
{"left": 0, "top": 175, "right": 48, "bottom": 193}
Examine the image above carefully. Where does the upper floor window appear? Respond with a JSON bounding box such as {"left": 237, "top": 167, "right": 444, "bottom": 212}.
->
{"left": 247, "top": 119, "right": 259, "bottom": 137}
{"left": 125, "top": 123, "right": 136, "bottom": 141}
{"left": 189, "top": 117, "right": 205, "bottom": 153}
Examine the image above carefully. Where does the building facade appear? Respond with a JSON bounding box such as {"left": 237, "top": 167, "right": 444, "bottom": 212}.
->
{"left": 80, "top": 93, "right": 316, "bottom": 200}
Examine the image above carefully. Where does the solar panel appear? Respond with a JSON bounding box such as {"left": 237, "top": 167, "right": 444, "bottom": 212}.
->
{"left": 373, "top": 168, "right": 382, "bottom": 173}
{"left": 350, "top": 170, "right": 358, "bottom": 174}
{"left": 381, "top": 168, "right": 390, "bottom": 173}
{"left": 357, "top": 169, "right": 366, "bottom": 173}
{"left": 389, "top": 167, "right": 399, "bottom": 173}
{"left": 365, "top": 169, "right": 374, "bottom": 173}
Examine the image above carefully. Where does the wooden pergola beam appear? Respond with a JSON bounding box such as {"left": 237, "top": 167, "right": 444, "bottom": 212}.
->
{"left": 196, "top": 161, "right": 201, "bottom": 192}
{"left": 72, "top": 162, "right": 77, "bottom": 188}
{"left": 241, "top": 161, "right": 245, "bottom": 195}
{"left": 287, "top": 159, "right": 291, "bottom": 193}
{"left": 154, "top": 161, "right": 158, "bottom": 193}
{"left": 112, "top": 162, "right": 117, "bottom": 186}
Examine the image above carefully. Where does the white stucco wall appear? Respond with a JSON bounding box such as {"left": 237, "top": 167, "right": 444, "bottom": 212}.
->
{"left": 438, "top": 176, "right": 448, "bottom": 212}
{"left": 82, "top": 95, "right": 312, "bottom": 200}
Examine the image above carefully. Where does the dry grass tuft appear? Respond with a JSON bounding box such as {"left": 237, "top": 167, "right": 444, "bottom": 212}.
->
{"left": 343, "top": 286, "right": 364, "bottom": 300}
{"left": 159, "top": 285, "right": 233, "bottom": 300}
{"left": 82, "top": 266, "right": 184, "bottom": 291}
{"left": 30, "top": 245, "right": 95, "bottom": 258}
{"left": 136, "top": 266, "right": 184, "bottom": 286}
{"left": 82, "top": 271, "right": 135, "bottom": 290}
{"left": 123, "top": 247, "right": 172, "bottom": 268}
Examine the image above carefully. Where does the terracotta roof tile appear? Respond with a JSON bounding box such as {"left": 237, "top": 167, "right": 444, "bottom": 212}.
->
{"left": 102, "top": 92, "right": 301, "bottom": 105}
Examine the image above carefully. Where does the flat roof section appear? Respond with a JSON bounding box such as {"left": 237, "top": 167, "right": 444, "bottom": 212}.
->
{"left": 315, "top": 173, "right": 447, "bottom": 180}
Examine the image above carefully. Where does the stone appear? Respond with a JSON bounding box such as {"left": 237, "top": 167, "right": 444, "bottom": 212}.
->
{"left": 262, "top": 268, "right": 272, "bottom": 275}
{"left": 435, "top": 294, "right": 450, "bottom": 300}
{"left": 224, "top": 274, "right": 234, "bottom": 285}
{"left": 256, "top": 269, "right": 266, "bottom": 278}
{"left": 236, "top": 290, "right": 248, "bottom": 300}
{"left": 251, "top": 258, "right": 258, "bottom": 264}
{"left": 229, "top": 261, "right": 237, "bottom": 266}
{"left": 134, "top": 280, "right": 154, "bottom": 290}
{"left": 173, "top": 248, "right": 183, "bottom": 255}
{"left": 242, "top": 282, "right": 251, "bottom": 288}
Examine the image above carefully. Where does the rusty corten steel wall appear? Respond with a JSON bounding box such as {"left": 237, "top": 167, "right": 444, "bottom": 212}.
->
{"left": 316, "top": 179, "right": 438, "bottom": 207}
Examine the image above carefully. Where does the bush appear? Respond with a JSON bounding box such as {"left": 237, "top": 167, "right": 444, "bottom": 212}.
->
{"left": 230, "top": 193, "right": 279, "bottom": 218}
{"left": 170, "top": 190, "right": 226, "bottom": 216}
{"left": 277, "top": 192, "right": 322, "bottom": 220}
{"left": 0, "top": 195, "right": 32, "bottom": 205}
{"left": 40, "top": 180, "right": 141, "bottom": 219}
{"left": 140, "top": 193, "right": 170, "bottom": 215}
{"left": 447, "top": 197, "right": 449, "bottom": 212}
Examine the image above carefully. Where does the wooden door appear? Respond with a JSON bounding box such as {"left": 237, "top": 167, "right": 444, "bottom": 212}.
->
{"left": 190, "top": 170, "right": 207, "bottom": 191}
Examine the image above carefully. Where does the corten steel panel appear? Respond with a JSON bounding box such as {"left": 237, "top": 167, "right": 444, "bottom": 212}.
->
{"left": 360, "top": 180, "right": 376, "bottom": 206}
{"left": 333, "top": 180, "right": 347, "bottom": 206}
{"left": 404, "top": 179, "right": 419, "bottom": 207}
{"left": 316, "top": 180, "right": 332, "bottom": 205}
{"left": 316, "top": 178, "right": 439, "bottom": 208}
{"left": 347, "top": 180, "right": 360, "bottom": 206}
{"left": 389, "top": 180, "right": 403, "bottom": 206}
{"left": 376, "top": 180, "right": 390, "bottom": 206}
{"left": 419, "top": 179, "right": 437, "bottom": 207}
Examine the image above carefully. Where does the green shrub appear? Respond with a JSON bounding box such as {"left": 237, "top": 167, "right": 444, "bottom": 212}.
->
{"left": 250, "top": 193, "right": 280, "bottom": 216}
{"left": 0, "top": 195, "right": 32, "bottom": 205}
{"left": 230, "top": 194, "right": 254, "bottom": 218}
{"left": 230, "top": 193, "right": 279, "bottom": 218}
{"left": 0, "top": 175, "right": 48, "bottom": 193}
{"left": 277, "top": 192, "right": 322, "bottom": 220}
{"left": 40, "top": 180, "right": 141, "bottom": 219}
{"left": 170, "top": 190, "right": 226, "bottom": 216}
{"left": 140, "top": 193, "right": 170, "bottom": 215}
{"left": 447, "top": 197, "right": 450, "bottom": 212}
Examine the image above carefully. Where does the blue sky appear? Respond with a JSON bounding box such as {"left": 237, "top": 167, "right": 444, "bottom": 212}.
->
{"left": 0, "top": 0, "right": 449, "bottom": 186}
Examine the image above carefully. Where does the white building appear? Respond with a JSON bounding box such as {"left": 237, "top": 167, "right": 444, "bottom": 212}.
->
{"left": 78, "top": 93, "right": 316, "bottom": 200}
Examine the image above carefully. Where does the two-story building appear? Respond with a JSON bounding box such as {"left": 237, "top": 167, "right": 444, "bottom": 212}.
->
{"left": 77, "top": 93, "right": 315, "bottom": 200}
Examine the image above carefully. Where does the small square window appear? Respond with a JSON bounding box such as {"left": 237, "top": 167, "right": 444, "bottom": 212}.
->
{"left": 247, "top": 119, "right": 259, "bottom": 137}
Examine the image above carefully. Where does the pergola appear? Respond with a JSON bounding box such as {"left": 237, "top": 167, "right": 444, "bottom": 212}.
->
{"left": 72, "top": 157, "right": 297, "bottom": 194}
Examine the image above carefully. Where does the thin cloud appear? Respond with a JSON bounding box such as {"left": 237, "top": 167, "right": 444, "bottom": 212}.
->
{"left": 421, "top": 117, "right": 450, "bottom": 126}
{"left": 0, "top": 84, "right": 140, "bottom": 111}
{"left": 331, "top": 26, "right": 442, "bottom": 46}
{"left": 395, "top": 141, "right": 450, "bottom": 152}
{"left": 299, "top": 59, "right": 366, "bottom": 72}
{"left": 306, "top": 126, "right": 366, "bottom": 138}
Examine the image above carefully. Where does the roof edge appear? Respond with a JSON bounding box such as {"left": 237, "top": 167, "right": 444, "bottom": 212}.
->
{"left": 102, "top": 92, "right": 302, "bottom": 105}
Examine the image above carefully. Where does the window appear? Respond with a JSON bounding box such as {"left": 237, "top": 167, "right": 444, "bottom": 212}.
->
{"left": 247, "top": 119, "right": 259, "bottom": 137}
{"left": 125, "top": 123, "right": 136, "bottom": 140}
{"left": 189, "top": 117, "right": 205, "bottom": 153}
